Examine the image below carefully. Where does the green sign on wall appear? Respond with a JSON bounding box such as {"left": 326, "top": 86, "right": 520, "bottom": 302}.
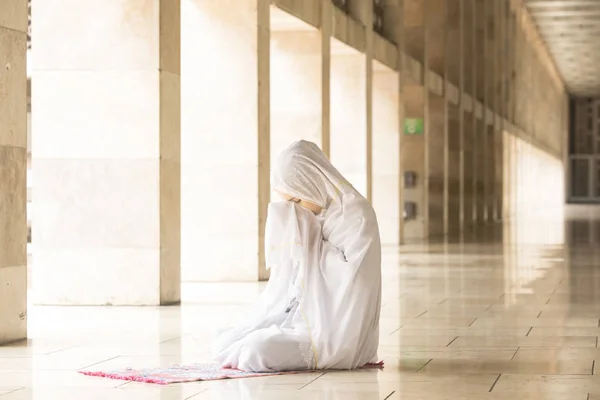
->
{"left": 404, "top": 118, "right": 424, "bottom": 135}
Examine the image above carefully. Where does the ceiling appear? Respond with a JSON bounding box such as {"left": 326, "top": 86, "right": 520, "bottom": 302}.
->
{"left": 525, "top": 0, "right": 600, "bottom": 97}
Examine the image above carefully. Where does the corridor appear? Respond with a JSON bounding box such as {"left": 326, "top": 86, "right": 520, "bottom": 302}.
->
{"left": 0, "top": 207, "right": 598, "bottom": 399}
{"left": 1, "top": 0, "right": 598, "bottom": 398}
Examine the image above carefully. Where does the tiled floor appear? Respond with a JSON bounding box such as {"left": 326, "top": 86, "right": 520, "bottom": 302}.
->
{"left": 2, "top": 211, "right": 600, "bottom": 399}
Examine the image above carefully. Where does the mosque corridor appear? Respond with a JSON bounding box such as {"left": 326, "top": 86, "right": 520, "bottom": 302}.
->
{"left": 1, "top": 0, "right": 597, "bottom": 398}
{"left": 0, "top": 206, "right": 597, "bottom": 399}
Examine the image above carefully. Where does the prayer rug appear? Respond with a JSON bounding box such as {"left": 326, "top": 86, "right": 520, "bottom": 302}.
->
{"left": 79, "top": 361, "right": 384, "bottom": 385}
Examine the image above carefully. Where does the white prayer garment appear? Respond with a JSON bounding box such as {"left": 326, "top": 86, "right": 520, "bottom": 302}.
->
{"left": 213, "top": 140, "right": 382, "bottom": 372}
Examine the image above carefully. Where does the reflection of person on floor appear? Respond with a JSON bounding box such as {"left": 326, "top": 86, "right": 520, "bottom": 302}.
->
{"left": 213, "top": 140, "right": 382, "bottom": 373}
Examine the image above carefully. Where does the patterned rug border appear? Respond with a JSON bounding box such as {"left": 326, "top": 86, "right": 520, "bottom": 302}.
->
{"left": 78, "top": 369, "right": 295, "bottom": 385}
{"left": 78, "top": 361, "right": 385, "bottom": 385}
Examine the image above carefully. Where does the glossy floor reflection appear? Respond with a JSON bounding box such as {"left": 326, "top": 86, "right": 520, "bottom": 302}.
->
{"left": 2, "top": 210, "right": 600, "bottom": 399}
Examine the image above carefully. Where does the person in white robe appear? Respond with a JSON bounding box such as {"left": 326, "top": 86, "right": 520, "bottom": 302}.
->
{"left": 213, "top": 140, "right": 382, "bottom": 372}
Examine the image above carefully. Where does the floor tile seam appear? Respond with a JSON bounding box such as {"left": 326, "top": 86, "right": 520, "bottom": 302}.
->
{"left": 383, "top": 390, "right": 396, "bottom": 400}
{"left": 0, "top": 388, "right": 24, "bottom": 398}
{"left": 299, "top": 372, "right": 326, "bottom": 390}
{"left": 184, "top": 388, "right": 209, "bottom": 400}
{"left": 415, "top": 359, "right": 432, "bottom": 373}
{"left": 510, "top": 347, "right": 520, "bottom": 360}
{"left": 488, "top": 373, "right": 502, "bottom": 392}
{"left": 388, "top": 326, "right": 403, "bottom": 335}
{"left": 159, "top": 335, "right": 188, "bottom": 344}
{"left": 44, "top": 345, "right": 80, "bottom": 356}
{"left": 78, "top": 355, "right": 120, "bottom": 370}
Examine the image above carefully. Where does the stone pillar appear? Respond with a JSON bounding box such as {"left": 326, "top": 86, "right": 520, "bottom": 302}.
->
{"left": 425, "top": 0, "right": 446, "bottom": 238}
{"left": 445, "top": 0, "right": 462, "bottom": 237}
{"left": 507, "top": 10, "right": 517, "bottom": 220}
{"left": 380, "top": 0, "right": 404, "bottom": 243}
{"left": 347, "top": 0, "right": 373, "bottom": 202}
{"left": 401, "top": 0, "right": 427, "bottom": 240}
{"left": 447, "top": 106, "right": 461, "bottom": 237}
{"left": 484, "top": 0, "right": 497, "bottom": 223}
{"left": 373, "top": 62, "right": 400, "bottom": 245}
{"left": 32, "top": 0, "right": 181, "bottom": 305}
{"left": 330, "top": 46, "right": 368, "bottom": 197}
{"left": 321, "top": 0, "right": 332, "bottom": 158}
{"left": 494, "top": 0, "right": 505, "bottom": 222}
{"left": 0, "top": 0, "right": 28, "bottom": 343}
{"left": 181, "top": 0, "right": 270, "bottom": 283}
{"left": 502, "top": 4, "right": 513, "bottom": 222}
{"left": 427, "top": 95, "right": 446, "bottom": 238}
{"left": 329, "top": 0, "right": 372, "bottom": 200}
{"left": 463, "top": 111, "right": 476, "bottom": 230}
{"left": 507, "top": 7, "right": 516, "bottom": 126}
{"left": 463, "top": 0, "right": 476, "bottom": 230}
{"left": 503, "top": 130, "right": 514, "bottom": 221}
{"left": 475, "top": 115, "right": 487, "bottom": 225}
{"left": 474, "top": 0, "right": 486, "bottom": 225}
{"left": 270, "top": 26, "right": 322, "bottom": 158}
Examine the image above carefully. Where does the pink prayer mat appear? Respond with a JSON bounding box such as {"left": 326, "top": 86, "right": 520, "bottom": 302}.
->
{"left": 79, "top": 361, "right": 385, "bottom": 385}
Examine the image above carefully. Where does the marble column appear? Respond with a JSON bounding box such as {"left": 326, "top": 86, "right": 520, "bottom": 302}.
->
{"left": 0, "top": 0, "right": 28, "bottom": 343}
{"left": 463, "top": 0, "right": 476, "bottom": 229}
{"left": 380, "top": 0, "right": 404, "bottom": 243}
{"left": 181, "top": 0, "right": 270, "bottom": 283}
{"left": 475, "top": 116, "right": 487, "bottom": 225}
{"left": 474, "top": 0, "right": 486, "bottom": 224}
{"left": 270, "top": 14, "right": 324, "bottom": 204}
{"left": 425, "top": 0, "right": 447, "bottom": 238}
{"left": 447, "top": 105, "right": 461, "bottom": 237}
{"left": 347, "top": 0, "right": 374, "bottom": 201}
{"left": 427, "top": 94, "right": 446, "bottom": 238}
{"left": 321, "top": 0, "right": 332, "bottom": 158}
{"left": 330, "top": 43, "right": 368, "bottom": 197}
{"left": 463, "top": 110, "right": 476, "bottom": 230}
{"left": 493, "top": 0, "right": 505, "bottom": 222}
{"left": 484, "top": 0, "right": 497, "bottom": 223}
{"left": 446, "top": 0, "right": 462, "bottom": 236}
{"left": 372, "top": 63, "right": 400, "bottom": 245}
{"left": 270, "top": 25, "right": 322, "bottom": 156}
{"left": 32, "top": 0, "right": 181, "bottom": 305}
{"left": 401, "top": 0, "right": 427, "bottom": 240}
{"left": 503, "top": 130, "right": 515, "bottom": 221}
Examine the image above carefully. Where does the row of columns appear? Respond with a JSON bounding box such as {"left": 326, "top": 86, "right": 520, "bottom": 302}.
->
{"left": 401, "top": 0, "right": 508, "bottom": 240}
{"left": 0, "top": 0, "right": 569, "bottom": 343}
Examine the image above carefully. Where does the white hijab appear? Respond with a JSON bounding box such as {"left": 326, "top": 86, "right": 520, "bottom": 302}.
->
{"left": 271, "top": 140, "right": 353, "bottom": 209}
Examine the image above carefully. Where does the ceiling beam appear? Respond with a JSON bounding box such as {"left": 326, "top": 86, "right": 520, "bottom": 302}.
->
{"left": 540, "top": 28, "right": 600, "bottom": 34}
{"left": 525, "top": 0, "right": 600, "bottom": 9}
{"left": 531, "top": 10, "right": 600, "bottom": 18}
{"left": 535, "top": 21, "right": 600, "bottom": 27}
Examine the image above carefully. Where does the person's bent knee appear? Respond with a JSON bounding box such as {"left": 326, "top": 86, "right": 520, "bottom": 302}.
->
{"left": 237, "top": 343, "right": 273, "bottom": 373}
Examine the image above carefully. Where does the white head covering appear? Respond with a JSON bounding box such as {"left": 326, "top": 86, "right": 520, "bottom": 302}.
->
{"left": 271, "top": 140, "right": 354, "bottom": 208}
